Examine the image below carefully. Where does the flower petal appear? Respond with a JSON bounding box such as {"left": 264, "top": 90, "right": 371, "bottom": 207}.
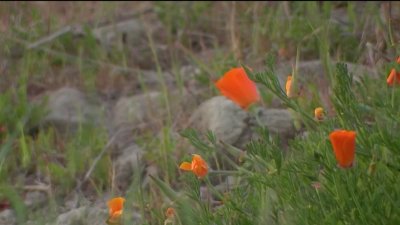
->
{"left": 108, "top": 210, "right": 123, "bottom": 222}
{"left": 192, "top": 165, "right": 208, "bottom": 178}
{"left": 314, "top": 107, "right": 324, "bottom": 120}
{"left": 107, "top": 197, "right": 125, "bottom": 224}
{"left": 387, "top": 68, "right": 397, "bottom": 86}
{"left": 329, "top": 130, "right": 356, "bottom": 168}
{"left": 165, "top": 207, "right": 175, "bottom": 218}
{"left": 107, "top": 197, "right": 125, "bottom": 215}
{"left": 285, "top": 75, "right": 292, "bottom": 97}
{"left": 191, "top": 154, "right": 208, "bottom": 178}
{"left": 215, "top": 67, "right": 260, "bottom": 109}
{"left": 179, "top": 162, "right": 192, "bottom": 171}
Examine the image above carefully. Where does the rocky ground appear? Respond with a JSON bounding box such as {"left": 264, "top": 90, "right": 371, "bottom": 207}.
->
{"left": 0, "top": 61, "right": 376, "bottom": 225}
{"left": 0, "top": 2, "right": 396, "bottom": 224}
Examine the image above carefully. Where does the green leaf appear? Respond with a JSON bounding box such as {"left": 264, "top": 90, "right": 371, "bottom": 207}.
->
{"left": 150, "top": 175, "right": 179, "bottom": 201}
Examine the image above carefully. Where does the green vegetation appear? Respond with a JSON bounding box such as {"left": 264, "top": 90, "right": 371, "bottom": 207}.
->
{"left": 0, "top": 2, "right": 399, "bottom": 224}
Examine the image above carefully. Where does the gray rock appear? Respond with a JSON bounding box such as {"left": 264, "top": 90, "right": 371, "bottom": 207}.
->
{"left": 112, "top": 91, "right": 171, "bottom": 190}
{"left": 113, "top": 143, "right": 144, "bottom": 190}
{"left": 179, "top": 65, "right": 201, "bottom": 80}
{"left": 254, "top": 108, "right": 295, "bottom": 138}
{"left": 234, "top": 108, "right": 295, "bottom": 148}
{"left": 189, "top": 96, "right": 249, "bottom": 145}
{"left": 51, "top": 204, "right": 142, "bottom": 225}
{"left": 90, "top": 15, "right": 172, "bottom": 69}
{"left": 275, "top": 60, "right": 376, "bottom": 86}
{"left": 92, "top": 19, "right": 145, "bottom": 50}
{"left": 108, "top": 124, "right": 145, "bottom": 191}
{"left": 53, "top": 206, "right": 107, "bottom": 225}
{"left": 113, "top": 92, "right": 162, "bottom": 129}
{"left": 188, "top": 97, "right": 294, "bottom": 148}
{"left": 40, "top": 87, "right": 103, "bottom": 133}
{"left": 0, "top": 209, "right": 16, "bottom": 225}
{"left": 136, "top": 70, "right": 174, "bottom": 89}
{"left": 113, "top": 89, "right": 187, "bottom": 124}
{"left": 24, "top": 191, "right": 47, "bottom": 209}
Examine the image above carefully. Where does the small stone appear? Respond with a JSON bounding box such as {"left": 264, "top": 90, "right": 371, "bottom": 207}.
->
{"left": 92, "top": 19, "right": 145, "bottom": 50}
{"left": 0, "top": 209, "right": 16, "bottom": 225}
{"left": 189, "top": 96, "right": 249, "bottom": 145}
{"left": 113, "top": 144, "right": 144, "bottom": 190}
{"left": 254, "top": 108, "right": 295, "bottom": 138}
{"left": 39, "top": 87, "right": 103, "bottom": 133}
{"left": 24, "top": 191, "right": 47, "bottom": 209}
{"left": 53, "top": 206, "right": 107, "bottom": 225}
{"left": 113, "top": 92, "right": 162, "bottom": 129}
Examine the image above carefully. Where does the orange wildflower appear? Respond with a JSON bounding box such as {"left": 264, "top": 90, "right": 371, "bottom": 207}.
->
{"left": 179, "top": 154, "right": 208, "bottom": 178}
{"left": 387, "top": 68, "right": 400, "bottom": 86}
{"left": 215, "top": 67, "right": 260, "bottom": 109}
{"left": 314, "top": 107, "right": 324, "bottom": 121}
{"left": 329, "top": 130, "right": 356, "bottom": 168}
{"left": 107, "top": 197, "right": 125, "bottom": 224}
{"left": 387, "top": 57, "right": 400, "bottom": 86}
{"left": 165, "top": 207, "right": 175, "bottom": 219}
{"left": 285, "top": 75, "right": 292, "bottom": 97}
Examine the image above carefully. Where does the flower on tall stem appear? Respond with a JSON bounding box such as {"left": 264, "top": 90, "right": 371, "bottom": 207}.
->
{"left": 164, "top": 207, "right": 176, "bottom": 225}
{"left": 107, "top": 197, "right": 125, "bottom": 224}
{"left": 215, "top": 67, "right": 260, "bottom": 109}
{"left": 179, "top": 154, "right": 208, "bottom": 178}
{"left": 329, "top": 130, "right": 356, "bottom": 168}
{"left": 314, "top": 107, "right": 324, "bottom": 121}
{"left": 165, "top": 207, "right": 175, "bottom": 219}
{"left": 387, "top": 56, "right": 400, "bottom": 86}
{"left": 285, "top": 75, "right": 292, "bottom": 97}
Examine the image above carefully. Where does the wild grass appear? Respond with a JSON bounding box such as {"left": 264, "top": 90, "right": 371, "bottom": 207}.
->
{"left": 0, "top": 1, "right": 399, "bottom": 224}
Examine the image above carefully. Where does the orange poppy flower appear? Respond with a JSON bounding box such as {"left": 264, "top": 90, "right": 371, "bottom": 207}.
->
{"left": 314, "top": 107, "right": 324, "bottom": 121}
{"left": 285, "top": 75, "right": 292, "bottom": 97}
{"left": 179, "top": 154, "right": 208, "bottom": 178}
{"left": 329, "top": 130, "right": 356, "bottom": 168}
{"left": 387, "top": 68, "right": 400, "bottom": 86}
{"left": 107, "top": 197, "right": 125, "bottom": 224}
{"left": 215, "top": 67, "right": 260, "bottom": 109}
{"left": 165, "top": 207, "right": 176, "bottom": 218}
{"left": 387, "top": 57, "right": 400, "bottom": 86}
